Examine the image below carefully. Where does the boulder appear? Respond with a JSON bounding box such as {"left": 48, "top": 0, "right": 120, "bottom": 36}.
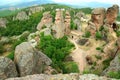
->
{"left": 0, "top": 18, "right": 8, "bottom": 28}
{"left": 14, "top": 11, "right": 29, "bottom": 21}
{"left": 14, "top": 42, "right": 52, "bottom": 77}
{"left": 37, "top": 11, "right": 53, "bottom": 31}
{"left": 0, "top": 57, "right": 18, "bottom": 80}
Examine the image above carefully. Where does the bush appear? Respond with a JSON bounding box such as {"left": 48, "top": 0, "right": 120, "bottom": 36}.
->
{"left": 84, "top": 31, "right": 91, "bottom": 38}
{"left": 7, "top": 51, "right": 14, "bottom": 60}
{"left": 116, "top": 31, "right": 120, "bottom": 37}
{"left": 95, "top": 31, "right": 102, "bottom": 40}
{"left": 39, "top": 34, "right": 74, "bottom": 73}
{"left": 103, "top": 58, "right": 113, "bottom": 70}
{"left": 0, "top": 43, "right": 4, "bottom": 54}
{"left": 108, "top": 71, "right": 120, "bottom": 79}
{"left": 62, "top": 62, "right": 79, "bottom": 73}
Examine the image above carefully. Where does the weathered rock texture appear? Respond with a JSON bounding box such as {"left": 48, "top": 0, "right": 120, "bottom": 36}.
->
{"left": 65, "top": 11, "right": 71, "bottom": 35}
{"left": 102, "top": 54, "right": 120, "bottom": 77}
{"left": 0, "top": 57, "right": 18, "bottom": 80}
{"left": 87, "top": 8, "right": 106, "bottom": 35}
{"left": 14, "top": 42, "right": 52, "bottom": 77}
{"left": 14, "top": 11, "right": 29, "bottom": 21}
{"left": 52, "top": 9, "right": 65, "bottom": 38}
{"left": 37, "top": 11, "right": 53, "bottom": 31}
{"left": 0, "top": 18, "right": 8, "bottom": 28}
{"left": 6, "top": 74, "right": 117, "bottom": 80}
{"left": 102, "top": 38, "right": 120, "bottom": 76}
{"left": 105, "top": 4, "right": 119, "bottom": 25}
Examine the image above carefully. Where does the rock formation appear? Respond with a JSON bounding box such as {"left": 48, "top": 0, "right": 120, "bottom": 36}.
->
{"left": 14, "top": 11, "right": 29, "bottom": 21}
{"left": 102, "top": 5, "right": 119, "bottom": 42}
{"left": 0, "top": 18, "right": 8, "bottom": 28}
{"left": 14, "top": 42, "right": 52, "bottom": 77}
{"left": 102, "top": 38, "right": 120, "bottom": 76}
{"left": 65, "top": 11, "right": 71, "bottom": 35}
{"left": 105, "top": 4, "right": 119, "bottom": 25}
{"left": 6, "top": 74, "right": 117, "bottom": 80}
{"left": 52, "top": 9, "right": 65, "bottom": 38}
{"left": 0, "top": 57, "right": 18, "bottom": 80}
{"left": 87, "top": 8, "right": 106, "bottom": 35}
{"left": 29, "top": 6, "right": 44, "bottom": 15}
{"left": 37, "top": 11, "right": 53, "bottom": 31}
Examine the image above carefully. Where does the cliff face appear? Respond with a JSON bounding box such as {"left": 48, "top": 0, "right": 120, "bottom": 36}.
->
{"left": 6, "top": 74, "right": 117, "bottom": 80}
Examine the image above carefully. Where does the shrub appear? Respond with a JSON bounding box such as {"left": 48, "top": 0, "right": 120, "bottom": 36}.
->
{"left": 108, "top": 71, "right": 120, "bottom": 79}
{"left": 95, "top": 31, "right": 102, "bottom": 40}
{"left": 84, "top": 31, "right": 91, "bottom": 38}
{"left": 62, "top": 62, "right": 79, "bottom": 73}
{"left": 39, "top": 34, "right": 74, "bottom": 73}
{"left": 103, "top": 58, "right": 113, "bottom": 70}
{"left": 7, "top": 51, "right": 14, "bottom": 60}
{"left": 0, "top": 43, "right": 4, "bottom": 54}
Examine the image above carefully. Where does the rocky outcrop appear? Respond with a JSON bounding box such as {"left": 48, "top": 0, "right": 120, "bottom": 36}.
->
{"left": 14, "top": 42, "right": 52, "bottom": 77}
{"left": 102, "top": 54, "right": 120, "bottom": 77}
{"left": 14, "top": 11, "right": 29, "bottom": 21}
{"left": 29, "top": 6, "right": 44, "bottom": 15}
{"left": 6, "top": 74, "right": 117, "bottom": 80}
{"left": 87, "top": 8, "right": 106, "bottom": 35}
{"left": 65, "top": 11, "right": 71, "bottom": 35}
{"left": 37, "top": 11, "right": 53, "bottom": 31}
{"left": 52, "top": 9, "right": 65, "bottom": 38}
{"left": 105, "top": 4, "right": 119, "bottom": 25}
{"left": 0, "top": 18, "right": 8, "bottom": 28}
{"left": 0, "top": 57, "right": 18, "bottom": 80}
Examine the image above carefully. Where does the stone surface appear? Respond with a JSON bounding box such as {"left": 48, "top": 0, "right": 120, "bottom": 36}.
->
{"left": 0, "top": 57, "right": 18, "bottom": 80}
{"left": 14, "top": 11, "right": 29, "bottom": 21}
{"left": 14, "top": 42, "right": 52, "bottom": 77}
{"left": 6, "top": 74, "right": 117, "bottom": 80}
{"left": 37, "top": 11, "right": 53, "bottom": 31}
{"left": 65, "top": 11, "right": 71, "bottom": 35}
{"left": 102, "top": 54, "right": 120, "bottom": 77}
{"left": 87, "top": 8, "right": 106, "bottom": 36}
{"left": 105, "top": 5, "right": 119, "bottom": 25}
{"left": 52, "top": 9, "right": 65, "bottom": 38}
{"left": 0, "top": 18, "right": 8, "bottom": 28}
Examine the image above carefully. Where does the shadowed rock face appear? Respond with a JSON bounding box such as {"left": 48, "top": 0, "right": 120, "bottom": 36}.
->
{"left": 106, "top": 5, "right": 119, "bottom": 25}
{"left": 14, "top": 42, "right": 52, "bottom": 77}
{"left": 0, "top": 57, "right": 18, "bottom": 80}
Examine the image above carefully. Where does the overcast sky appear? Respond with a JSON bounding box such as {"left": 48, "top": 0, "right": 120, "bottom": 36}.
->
{"left": 0, "top": 0, "right": 120, "bottom": 6}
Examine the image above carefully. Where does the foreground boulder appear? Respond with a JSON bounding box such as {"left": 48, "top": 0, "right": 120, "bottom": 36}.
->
{"left": 6, "top": 74, "right": 117, "bottom": 80}
{"left": 0, "top": 57, "right": 18, "bottom": 80}
{"left": 14, "top": 42, "right": 52, "bottom": 77}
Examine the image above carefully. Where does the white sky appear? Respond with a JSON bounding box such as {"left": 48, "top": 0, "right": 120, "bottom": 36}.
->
{"left": 52, "top": 0, "right": 120, "bottom": 5}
